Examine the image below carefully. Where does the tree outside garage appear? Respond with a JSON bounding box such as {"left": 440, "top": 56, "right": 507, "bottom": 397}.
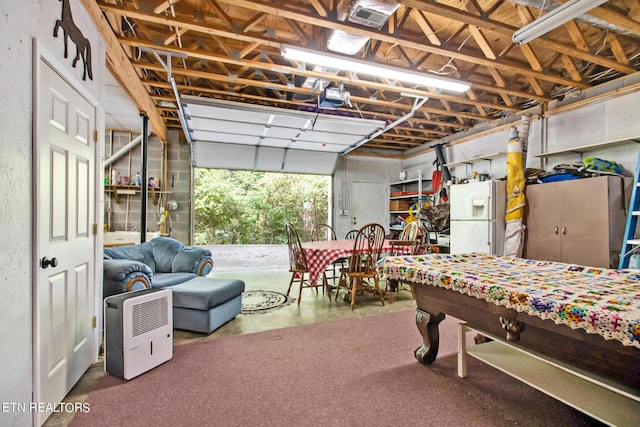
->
{"left": 194, "top": 169, "right": 329, "bottom": 245}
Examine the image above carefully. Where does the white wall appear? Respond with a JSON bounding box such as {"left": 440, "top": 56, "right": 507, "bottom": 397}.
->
{"left": 1, "top": 1, "right": 104, "bottom": 425}
{"left": 1, "top": 3, "right": 35, "bottom": 424}
{"left": 401, "top": 80, "right": 640, "bottom": 183}
{"left": 333, "top": 156, "right": 401, "bottom": 237}
{"left": 335, "top": 78, "right": 640, "bottom": 241}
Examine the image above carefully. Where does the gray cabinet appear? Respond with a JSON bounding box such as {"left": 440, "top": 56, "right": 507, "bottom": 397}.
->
{"left": 524, "top": 176, "right": 630, "bottom": 268}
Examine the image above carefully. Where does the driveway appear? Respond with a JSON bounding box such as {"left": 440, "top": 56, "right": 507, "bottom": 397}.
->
{"left": 201, "top": 244, "right": 289, "bottom": 271}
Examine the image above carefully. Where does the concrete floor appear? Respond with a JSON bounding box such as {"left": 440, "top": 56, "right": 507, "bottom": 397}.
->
{"left": 201, "top": 244, "right": 290, "bottom": 272}
{"left": 44, "top": 246, "right": 416, "bottom": 426}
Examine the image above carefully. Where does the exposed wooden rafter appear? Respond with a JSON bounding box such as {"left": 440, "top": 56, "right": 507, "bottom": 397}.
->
{"left": 88, "top": 0, "right": 640, "bottom": 154}
{"left": 81, "top": 0, "right": 167, "bottom": 141}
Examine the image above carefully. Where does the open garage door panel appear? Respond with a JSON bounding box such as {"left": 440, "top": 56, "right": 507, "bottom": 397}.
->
{"left": 185, "top": 98, "right": 384, "bottom": 174}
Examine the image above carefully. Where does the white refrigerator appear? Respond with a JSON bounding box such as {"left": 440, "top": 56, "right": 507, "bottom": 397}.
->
{"left": 449, "top": 180, "right": 506, "bottom": 255}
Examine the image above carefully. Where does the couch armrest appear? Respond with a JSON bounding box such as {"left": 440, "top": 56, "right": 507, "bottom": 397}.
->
{"left": 171, "top": 247, "right": 214, "bottom": 276}
{"left": 196, "top": 257, "right": 213, "bottom": 276}
{"left": 103, "top": 259, "right": 153, "bottom": 298}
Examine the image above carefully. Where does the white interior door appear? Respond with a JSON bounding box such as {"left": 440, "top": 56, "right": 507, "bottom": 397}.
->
{"left": 351, "top": 181, "right": 387, "bottom": 232}
{"left": 35, "top": 58, "right": 96, "bottom": 425}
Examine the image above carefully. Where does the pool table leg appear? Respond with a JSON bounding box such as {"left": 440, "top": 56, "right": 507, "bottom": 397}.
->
{"left": 414, "top": 308, "right": 446, "bottom": 364}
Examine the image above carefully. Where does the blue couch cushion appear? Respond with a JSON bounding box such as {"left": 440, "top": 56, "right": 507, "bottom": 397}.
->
{"left": 171, "top": 277, "right": 245, "bottom": 311}
{"left": 172, "top": 246, "right": 210, "bottom": 274}
{"left": 104, "top": 242, "right": 156, "bottom": 272}
{"left": 152, "top": 272, "right": 197, "bottom": 288}
{"left": 149, "top": 237, "right": 185, "bottom": 272}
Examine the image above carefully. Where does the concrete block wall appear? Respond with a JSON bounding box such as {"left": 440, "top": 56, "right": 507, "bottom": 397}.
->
{"left": 165, "top": 130, "right": 192, "bottom": 244}
{"left": 104, "top": 129, "right": 193, "bottom": 244}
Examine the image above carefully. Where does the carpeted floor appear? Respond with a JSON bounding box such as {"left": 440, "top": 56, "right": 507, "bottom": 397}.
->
{"left": 70, "top": 310, "right": 602, "bottom": 427}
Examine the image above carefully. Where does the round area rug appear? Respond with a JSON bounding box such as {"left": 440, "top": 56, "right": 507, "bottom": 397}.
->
{"left": 241, "top": 290, "right": 295, "bottom": 314}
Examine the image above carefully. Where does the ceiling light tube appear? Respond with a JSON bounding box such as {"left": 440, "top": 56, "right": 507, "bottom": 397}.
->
{"left": 512, "top": 0, "right": 608, "bottom": 44}
{"left": 281, "top": 45, "right": 470, "bottom": 93}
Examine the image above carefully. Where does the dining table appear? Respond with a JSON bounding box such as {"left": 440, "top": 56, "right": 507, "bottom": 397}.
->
{"left": 301, "top": 239, "right": 404, "bottom": 285}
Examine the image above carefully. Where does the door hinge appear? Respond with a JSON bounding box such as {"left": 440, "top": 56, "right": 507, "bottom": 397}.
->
{"left": 93, "top": 224, "right": 98, "bottom": 235}
{"left": 94, "top": 130, "right": 98, "bottom": 143}
{"left": 92, "top": 316, "right": 97, "bottom": 329}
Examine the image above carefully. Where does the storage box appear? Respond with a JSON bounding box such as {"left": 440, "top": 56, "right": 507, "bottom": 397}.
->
{"left": 389, "top": 200, "right": 410, "bottom": 211}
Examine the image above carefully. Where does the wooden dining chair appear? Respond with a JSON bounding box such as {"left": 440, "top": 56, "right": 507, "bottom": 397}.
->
{"left": 310, "top": 223, "right": 343, "bottom": 295}
{"left": 385, "top": 221, "right": 421, "bottom": 302}
{"left": 328, "top": 229, "right": 360, "bottom": 300}
{"left": 311, "top": 223, "right": 338, "bottom": 241}
{"left": 344, "top": 229, "right": 358, "bottom": 240}
{"left": 285, "top": 222, "right": 326, "bottom": 305}
{"left": 337, "top": 223, "right": 386, "bottom": 310}
{"left": 334, "top": 227, "right": 378, "bottom": 301}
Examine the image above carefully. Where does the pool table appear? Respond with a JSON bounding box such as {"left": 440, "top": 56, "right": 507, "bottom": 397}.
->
{"left": 379, "top": 253, "right": 640, "bottom": 389}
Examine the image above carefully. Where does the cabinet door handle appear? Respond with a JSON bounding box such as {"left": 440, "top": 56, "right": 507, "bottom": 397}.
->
{"left": 554, "top": 226, "right": 559, "bottom": 235}
{"left": 561, "top": 226, "right": 567, "bottom": 235}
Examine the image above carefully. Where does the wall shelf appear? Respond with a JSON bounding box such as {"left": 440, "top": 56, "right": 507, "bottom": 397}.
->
{"left": 389, "top": 171, "right": 435, "bottom": 234}
{"left": 390, "top": 192, "right": 434, "bottom": 200}
{"left": 535, "top": 138, "right": 640, "bottom": 158}
{"left": 390, "top": 178, "right": 422, "bottom": 186}
{"left": 105, "top": 185, "right": 170, "bottom": 204}
{"left": 445, "top": 152, "right": 506, "bottom": 167}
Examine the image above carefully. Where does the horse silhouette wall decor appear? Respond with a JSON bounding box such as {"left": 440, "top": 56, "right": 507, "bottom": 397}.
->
{"left": 53, "top": 0, "right": 93, "bottom": 81}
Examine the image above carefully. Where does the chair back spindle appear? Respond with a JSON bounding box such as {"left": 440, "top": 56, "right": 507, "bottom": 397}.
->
{"left": 344, "top": 229, "right": 358, "bottom": 240}
{"left": 386, "top": 221, "right": 421, "bottom": 301}
{"left": 349, "top": 223, "right": 385, "bottom": 275}
{"left": 286, "top": 222, "right": 308, "bottom": 272}
{"left": 311, "top": 223, "right": 337, "bottom": 242}
{"left": 285, "top": 222, "right": 328, "bottom": 305}
{"left": 337, "top": 222, "right": 386, "bottom": 310}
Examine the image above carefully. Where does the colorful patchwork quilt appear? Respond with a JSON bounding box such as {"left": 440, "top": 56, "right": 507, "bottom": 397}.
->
{"left": 379, "top": 253, "right": 640, "bottom": 349}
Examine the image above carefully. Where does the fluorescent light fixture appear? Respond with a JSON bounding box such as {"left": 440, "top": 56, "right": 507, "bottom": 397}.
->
{"left": 281, "top": 45, "right": 470, "bottom": 93}
{"left": 513, "top": 0, "right": 608, "bottom": 44}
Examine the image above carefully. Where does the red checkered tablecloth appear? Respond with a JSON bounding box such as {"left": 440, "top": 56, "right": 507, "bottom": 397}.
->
{"left": 302, "top": 239, "right": 397, "bottom": 284}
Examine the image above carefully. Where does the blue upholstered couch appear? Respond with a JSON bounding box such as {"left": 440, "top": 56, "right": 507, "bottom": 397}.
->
{"left": 103, "top": 237, "right": 214, "bottom": 297}
{"left": 103, "top": 237, "right": 244, "bottom": 334}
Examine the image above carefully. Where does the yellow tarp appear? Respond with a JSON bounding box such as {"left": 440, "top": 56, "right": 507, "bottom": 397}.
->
{"left": 504, "top": 126, "right": 526, "bottom": 257}
{"left": 505, "top": 129, "right": 526, "bottom": 222}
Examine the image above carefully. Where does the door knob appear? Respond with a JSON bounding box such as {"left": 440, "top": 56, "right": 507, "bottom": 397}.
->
{"left": 41, "top": 257, "right": 58, "bottom": 269}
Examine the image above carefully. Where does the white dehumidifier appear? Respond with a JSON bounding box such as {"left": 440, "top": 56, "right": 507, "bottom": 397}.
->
{"left": 104, "top": 288, "right": 173, "bottom": 380}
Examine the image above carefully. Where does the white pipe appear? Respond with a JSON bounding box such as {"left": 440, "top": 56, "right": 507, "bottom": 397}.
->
{"left": 104, "top": 134, "right": 143, "bottom": 168}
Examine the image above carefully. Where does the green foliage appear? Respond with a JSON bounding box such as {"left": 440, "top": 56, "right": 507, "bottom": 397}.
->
{"left": 194, "top": 169, "right": 329, "bottom": 245}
